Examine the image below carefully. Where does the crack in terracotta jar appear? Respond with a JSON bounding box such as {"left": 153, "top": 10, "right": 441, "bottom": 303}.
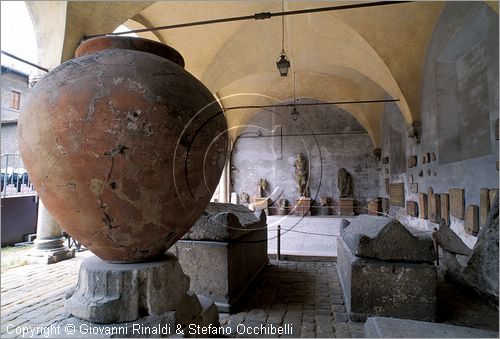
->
{"left": 18, "top": 36, "right": 228, "bottom": 263}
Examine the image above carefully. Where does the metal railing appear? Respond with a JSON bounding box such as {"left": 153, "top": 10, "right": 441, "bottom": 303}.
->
{"left": 1, "top": 153, "right": 36, "bottom": 198}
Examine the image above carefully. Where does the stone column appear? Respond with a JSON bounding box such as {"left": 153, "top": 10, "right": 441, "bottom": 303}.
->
{"left": 31, "top": 199, "right": 75, "bottom": 264}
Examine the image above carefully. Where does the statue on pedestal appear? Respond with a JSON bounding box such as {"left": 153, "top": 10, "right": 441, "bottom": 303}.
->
{"left": 240, "top": 192, "right": 250, "bottom": 205}
{"left": 258, "top": 178, "right": 267, "bottom": 197}
{"left": 338, "top": 168, "right": 353, "bottom": 198}
{"left": 279, "top": 198, "right": 288, "bottom": 209}
{"left": 294, "top": 153, "right": 310, "bottom": 197}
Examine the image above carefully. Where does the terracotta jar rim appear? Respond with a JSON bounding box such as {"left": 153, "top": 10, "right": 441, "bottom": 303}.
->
{"left": 74, "top": 36, "right": 185, "bottom": 68}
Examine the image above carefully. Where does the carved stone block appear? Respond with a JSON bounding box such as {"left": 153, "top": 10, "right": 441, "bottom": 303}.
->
{"left": 440, "top": 193, "right": 450, "bottom": 226}
{"left": 368, "top": 199, "right": 382, "bottom": 216}
{"left": 407, "top": 156, "right": 417, "bottom": 168}
{"left": 390, "top": 183, "right": 405, "bottom": 207}
{"left": 419, "top": 193, "right": 428, "bottom": 219}
{"left": 295, "top": 197, "right": 312, "bottom": 216}
{"left": 496, "top": 119, "right": 499, "bottom": 140}
{"left": 480, "top": 188, "right": 490, "bottom": 228}
{"left": 465, "top": 205, "right": 479, "bottom": 236}
{"left": 381, "top": 198, "right": 390, "bottom": 214}
{"left": 449, "top": 188, "right": 465, "bottom": 219}
{"left": 489, "top": 189, "right": 498, "bottom": 208}
{"left": 410, "top": 183, "right": 418, "bottom": 193}
{"left": 429, "top": 193, "right": 441, "bottom": 224}
{"left": 339, "top": 198, "right": 355, "bottom": 216}
{"left": 406, "top": 201, "right": 418, "bottom": 217}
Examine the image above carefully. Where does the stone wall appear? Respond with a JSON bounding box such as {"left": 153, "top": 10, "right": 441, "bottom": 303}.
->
{"left": 231, "top": 98, "right": 380, "bottom": 211}
{"left": 1, "top": 66, "right": 30, "bottom": 160}
{"left": 379, "top": 2, "right": 499, "bottom": 249}
{"left": 1, "top": 123, "right": 19, "bottom": 156}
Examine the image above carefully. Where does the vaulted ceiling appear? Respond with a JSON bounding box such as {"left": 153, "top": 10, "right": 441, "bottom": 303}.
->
{"left": 28, "top": 1, "right": 454, "bottom": 146}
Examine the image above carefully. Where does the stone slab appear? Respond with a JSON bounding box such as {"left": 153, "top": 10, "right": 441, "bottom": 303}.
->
{"left": 182, "top": 203, "right": 266, "bottom": 241}
{"left": 465, "top": 205, "right": 479, "bottom": 236}
{"left": 337, "top": 237, "right": 437, "bottom": 322}
{"left": 440, "top": 193, "right": 450, "bottom": 226}
{"left": 340, "top": 215, "right": 435, "bottom": 263}
{"left": 389, "top": 183, "right": 405, "bottom": 207}
{"left": 489, "top": 189, "right": 498, "bottom": 208}
{"left": 419, "top": 193, "right": 428, "bottom": 219}
{"left": 480, "top": 188, "right": 490, "bottom": 227}
{"left": 433, "top": 221, "right": 472, "bottom": 256}
{"left": 406, "top": 201, "right": 418, "bottom": 217}
{"left": 429, "top": 193, "right": 441, "bottom": 223}
{"left": 462, "top": 192, "right": 499, "bottom": 303}
{"left": 381, "top": 198, "right": 390, "bottom": 214}
{"left": 172, "top": 227, "right": 268, "bottom": 312}
{"left": 450, "top": 188, "right": 465, "bottom": 219}
{"left": 364, "top": 316, "right": 498, "bottom": 338}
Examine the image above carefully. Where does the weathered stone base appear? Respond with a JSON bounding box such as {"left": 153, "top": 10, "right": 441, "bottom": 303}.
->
{"left": 364, "top": 316, "right": 498, "bottom": 338}
{"left": 61, "top": 252, "right": 219, "bottom": 337}
{"left": 172, "top": 235, "right": 268, "bottom": 313}
{"left": 29, "top": 237, "right": 75, "bottom": 264}
{"left": 337, "top": 238, "right": 437, "bottom": 322}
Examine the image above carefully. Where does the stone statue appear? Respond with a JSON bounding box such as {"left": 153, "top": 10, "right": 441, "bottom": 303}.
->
{"left": 279, "top": 198, "right": 288, "bottom": 209}
{"left": 294, "top": 153, "right": 309, "bottom": 197}
{"left": 240, "top": 192, "right": 250, "bottom": 204}
{"left": 258, "top": 178, "right": 267, "bottom": 197}
{"left": 338, "top": 168, "right": 352, "bottom": 198}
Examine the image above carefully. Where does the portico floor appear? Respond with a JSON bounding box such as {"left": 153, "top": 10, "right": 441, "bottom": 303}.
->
{"left": 1, "top": 215, "right": 498, "bottom": 338}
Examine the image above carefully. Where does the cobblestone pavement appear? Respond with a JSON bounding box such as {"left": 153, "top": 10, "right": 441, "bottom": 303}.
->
{"left": 219, "top": 260, "right": 364, "bottom": 338}
{"left": 1, "top": 252, "right": 91, "bottom": 338}
{"left": 1, "top": 252, "right": 363, "bottom": 338}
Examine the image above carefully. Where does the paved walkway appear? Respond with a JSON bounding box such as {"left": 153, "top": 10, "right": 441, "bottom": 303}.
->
{"left": 266, "top": 216, "right": 349, "bottom": 258}
{"left": 0, "top": 251, "right": 364, "bottom": 338}
{"left": 219, "top": 260, "right": 364, "bottom": 338}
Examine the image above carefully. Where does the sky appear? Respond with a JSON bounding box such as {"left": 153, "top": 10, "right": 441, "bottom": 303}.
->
{"left": 1, "top": 1, "right": 38, "bottom": 75}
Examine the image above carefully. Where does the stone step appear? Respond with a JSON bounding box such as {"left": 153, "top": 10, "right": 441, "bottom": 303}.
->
{"left": 364, "top": 316, "right": 498, "bottom": 338}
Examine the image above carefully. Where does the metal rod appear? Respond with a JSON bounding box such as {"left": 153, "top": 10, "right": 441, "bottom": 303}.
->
{"left": 223, "top": 99, "right": 399, "bottom": 111}
{"left": 239, "top": 131, "right": 368, "bottom": 138}
{"left": 277, "top": 225, "right": 281, "bottom": 261}
{"left": 84, "top": 1, "right": 413, "bottom": 39}
{"left": 1, "top": 50, "right": 49, "bottom": 73}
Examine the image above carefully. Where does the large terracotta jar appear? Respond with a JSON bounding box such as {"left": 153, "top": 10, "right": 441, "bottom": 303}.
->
{"left": 18, "top": 37, "right": 228, "bottom": 262}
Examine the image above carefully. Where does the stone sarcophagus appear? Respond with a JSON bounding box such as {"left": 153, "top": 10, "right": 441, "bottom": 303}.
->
{"left": 337, "top": 215, "right": 437, "bottom": 322}
{"left": 171, "top": 203, "right": 268, "bottom": 312}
